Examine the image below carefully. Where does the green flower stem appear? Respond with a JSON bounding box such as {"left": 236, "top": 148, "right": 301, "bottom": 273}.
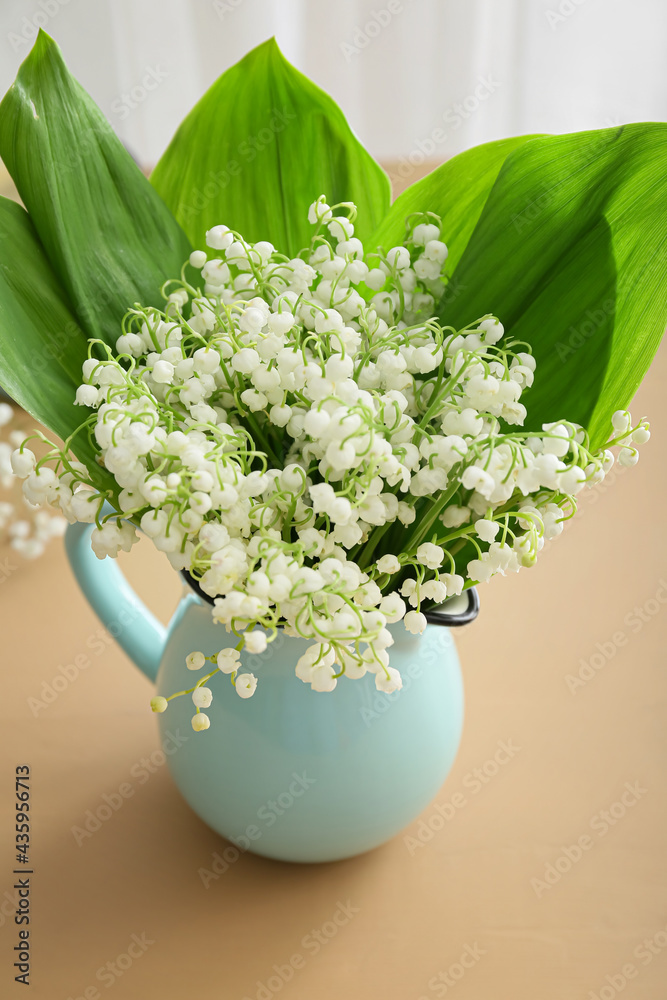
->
{"left": 400, "top": 478, "right": 463, "bottom": 553}
{"left": 165, "top": 666, "right": 217, "bottom": 703}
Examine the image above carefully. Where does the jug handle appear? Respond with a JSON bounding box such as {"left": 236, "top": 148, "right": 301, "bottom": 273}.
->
{"left": 64, "top": 520, "right": 167, "bottom": 684}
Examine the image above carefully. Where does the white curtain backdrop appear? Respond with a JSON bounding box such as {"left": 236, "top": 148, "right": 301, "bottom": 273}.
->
{"left": 1, "top": 0, "right": 666, "bottom": 172}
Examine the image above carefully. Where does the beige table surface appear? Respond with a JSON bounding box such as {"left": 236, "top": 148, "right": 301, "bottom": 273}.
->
{"left": 1, "top": 168, "right": 666, "bottom": 1000}
{"left": 0, "top": 343, "right": 664, "bottom": 1000}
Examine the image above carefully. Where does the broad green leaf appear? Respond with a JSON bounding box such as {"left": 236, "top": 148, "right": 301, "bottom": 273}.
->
{"left": 151, "top": 38, "right": 391, "bottom": 256}
{"left": 437, "top": 124, "right": 667, "bottom": 448}
{"left": 0, "top": 197, "right": 112, "bottom": 492}
{"left": 368, "top": 134, "right": 542, "bottom": 274}
{"left": 0, "top": 30, "right": 191, "bottom": 349}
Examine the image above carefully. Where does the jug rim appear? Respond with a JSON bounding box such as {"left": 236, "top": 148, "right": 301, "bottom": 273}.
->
{"left": 180, "top": 570, "right": 479, "bottom": 628}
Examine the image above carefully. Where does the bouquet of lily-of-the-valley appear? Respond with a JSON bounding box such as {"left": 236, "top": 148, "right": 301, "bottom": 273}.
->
{"left": 1, "top": 32, "right": 665, "bottom": 734}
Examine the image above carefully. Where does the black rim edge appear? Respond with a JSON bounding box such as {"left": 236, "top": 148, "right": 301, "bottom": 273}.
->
{"left": 181, "top": 569, "right": 215, "bottom": 605}
{"left": 423, "top": 586, "right": 479, "bottom": 627}
{"left": 182, "top": 571, "right": 480, "bottom": 629}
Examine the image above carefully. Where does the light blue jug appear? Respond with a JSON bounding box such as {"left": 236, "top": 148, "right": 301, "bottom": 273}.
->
{"left": 65, "top": 520, "right": 475, "bottom": 863}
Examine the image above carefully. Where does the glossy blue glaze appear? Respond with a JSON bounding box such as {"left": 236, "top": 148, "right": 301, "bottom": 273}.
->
{"left": 65, "top": 520, "right": 166, "bottom": 682}
{"left": 66, "top": 521, "right": 465, "bottom": 863}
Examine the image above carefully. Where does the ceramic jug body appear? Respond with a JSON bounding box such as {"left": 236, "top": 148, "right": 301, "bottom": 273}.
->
{"left": 156, "top": 595, "right": 463, "bottom": 862}
{"left": 65, "top": 521, "right": 465, "bottom": 863}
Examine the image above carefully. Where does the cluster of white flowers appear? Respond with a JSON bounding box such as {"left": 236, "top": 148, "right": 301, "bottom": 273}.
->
{"left": 11, "top": 197, "right": 650, "bottom": 730}
{"left": 0, "top": 402, "right": 66, "bottom": 559}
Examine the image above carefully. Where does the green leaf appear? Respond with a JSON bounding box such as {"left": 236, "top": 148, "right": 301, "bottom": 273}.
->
{"left": 0, "top": 197, "right": 112, "bottom": 491}
{"left": 437, "top": 124, "right": 667, "bottom": 448}
{"left": 0, "top": 30, "right": 191, "bottom": 349}
{"left": 368, "top": 134, "right": 542, "bottom": 275}
{"left": 151, "top": 38, "right": 391, "bottom": 256}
